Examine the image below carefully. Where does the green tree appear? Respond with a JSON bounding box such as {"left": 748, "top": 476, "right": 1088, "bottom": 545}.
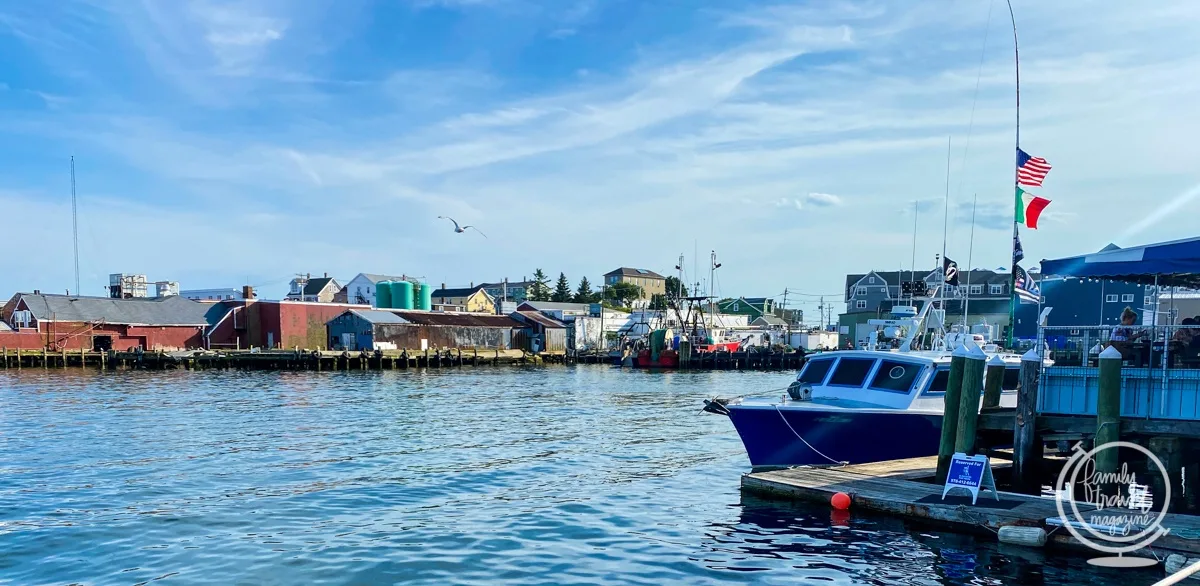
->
{"left": 528, "top": 269, "right": 551, "bottom": 301}
{"left": 573, "top": 277, "right": 596, "bottom": 303}
{"left": 552, "top": 272, "right": 573, "bottom": 302}
{"left": 605, "top": 282, "right": 643, "bottom": 307}
{"left": 649, "top": 293, "right": 668, "bottom": 310}
{"left": 664, "top": 276, "right": 688, "bottom": 300}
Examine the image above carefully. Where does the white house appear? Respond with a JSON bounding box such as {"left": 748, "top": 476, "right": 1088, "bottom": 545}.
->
{"left": 181, "top": 288, "right": 244, "bottom": 301}
{"left": 339, "top": 273, "right": 416, "bottom": 307}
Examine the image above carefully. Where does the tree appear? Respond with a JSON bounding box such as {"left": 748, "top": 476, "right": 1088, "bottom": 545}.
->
{"left": 664, "top": 276, "right": 688, "bottom": 300}
{"left": 573, "top": 277, "right": 596, "bottom": 304}
{"left": 552, "top": 272, "right": 573, "bottom": 302}
{"left": 605, "top": 282, "right": 643, "bottom": 307}
{"left": 649, "top": 293, "right": 668, "bottom": 310}
{"left": 528, "top": 269, "right": 551, "bottom": 301}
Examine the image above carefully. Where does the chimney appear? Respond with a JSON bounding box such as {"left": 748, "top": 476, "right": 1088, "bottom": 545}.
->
{"left": 33, "top": 289, "right": 40, "bottom": 295}
{"left": 470, "top": 281, "right": 474, "bottom": 288}
{"left": 441, "top": 282, "right": 446, "bottom": 290}
{"left": 243, "top": 285, "right": 256, "bottom": 300}
{"left": 324, "top": 272, "right": 328, "bottom": 278}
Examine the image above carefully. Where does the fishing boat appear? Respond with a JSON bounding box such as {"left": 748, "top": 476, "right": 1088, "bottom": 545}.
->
{"left": 705, "top": 290, "right": 1044, "bottom": 467}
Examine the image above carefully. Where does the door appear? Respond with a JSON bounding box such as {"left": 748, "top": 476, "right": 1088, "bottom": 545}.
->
{"left": 341, "top": 333, "right": 357, "bottom": 351}
{"left": 267, "top": 332, "right": 275, "bottom": 349}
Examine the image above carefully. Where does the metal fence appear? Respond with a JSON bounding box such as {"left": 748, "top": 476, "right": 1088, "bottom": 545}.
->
{"left": 1038, "top": 324, "right": 1200, "bottom": 420}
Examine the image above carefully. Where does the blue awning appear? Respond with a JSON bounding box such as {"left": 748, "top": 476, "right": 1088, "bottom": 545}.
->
{"left": 1040, "top": 236, "right": 1200, "bottom": 286}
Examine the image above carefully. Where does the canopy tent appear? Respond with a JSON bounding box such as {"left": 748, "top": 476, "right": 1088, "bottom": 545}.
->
{"left": 1040, "top": 236, "right": 1200, "bottom": 287}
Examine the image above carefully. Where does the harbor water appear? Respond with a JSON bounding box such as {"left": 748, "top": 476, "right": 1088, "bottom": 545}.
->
{"left": 0, "top": 367, "right": 1160, "bottom": 585}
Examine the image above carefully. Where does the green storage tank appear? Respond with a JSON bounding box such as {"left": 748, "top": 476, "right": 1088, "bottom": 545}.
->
{"left": 375, "top": 281, "right": 392, "bottom": 309}
{"left": 418, "top": 283, "right": 432, "bottom": 311}
{"left": 392, "top": 281, "right": 414, "bottom": 310}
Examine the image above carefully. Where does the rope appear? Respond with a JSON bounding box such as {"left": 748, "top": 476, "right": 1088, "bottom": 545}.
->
{"left": 773, "top": 405, "right": 849, "bottom": 466}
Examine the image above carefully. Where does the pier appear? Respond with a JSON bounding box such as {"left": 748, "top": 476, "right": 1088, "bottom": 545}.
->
{"left": 743, "top": 456, "right": 1200, "bottom": 558}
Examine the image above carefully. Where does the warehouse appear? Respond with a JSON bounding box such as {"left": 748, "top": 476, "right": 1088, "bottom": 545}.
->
{"left": 326, "top": 309, "right": 523, "bottom": 351}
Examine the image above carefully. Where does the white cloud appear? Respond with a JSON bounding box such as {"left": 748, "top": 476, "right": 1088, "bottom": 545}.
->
{"left": 806, "top": 192, "right": 842, "bottom": 206}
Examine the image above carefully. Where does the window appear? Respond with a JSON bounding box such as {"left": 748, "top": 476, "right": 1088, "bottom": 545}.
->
{"left": 869, "top": 360, "right": 921, "bottom": 393}
{"left": 1122, "top": 294, "right": 1134, "bottom": 303}
{"left": 1106, "top": 294, "right": 1118, "bottom": 302}
{"left": 868, "top": 276, "right": 876, "bottom": 284}
{"left": 970, "top": 285, "right": 983, "bottom": 295}
{"left": 989, "top": 284, "right": 1003, "bottom": 295}
{"left": 1002, "top": 368, "right": 1020, "bottom": 391}
{"left": 798, "top": 358, "right": 835, "bottom": 384}
{"left": 880, "top": 287, "right": 887, "bottom": 293}
{"left": 828, "top": 358, "right": 876, "bottom": 387}
{"left": 856, "top": 300, "right": 867, "bottom": 309}
{"left": 855, "top": 287, "right": 867, "bottom": 296}
{"left": 732, "top": 302, "right": 739, "bottom": 311}
{"left": 926, "top": 369, "right": 950, "bottom": 394}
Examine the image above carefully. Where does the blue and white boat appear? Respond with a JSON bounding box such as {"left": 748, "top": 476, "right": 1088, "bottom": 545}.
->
{"left": 706, "top": 291, "right": 1042, "bottom": 468}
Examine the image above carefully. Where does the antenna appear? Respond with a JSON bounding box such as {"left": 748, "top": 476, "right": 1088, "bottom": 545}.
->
{"left": 71, "top": 156, "right": 80, "bottom": 295}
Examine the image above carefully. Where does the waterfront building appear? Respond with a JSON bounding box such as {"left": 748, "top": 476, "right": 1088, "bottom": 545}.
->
{"left": 325, "top": 309, "right": 522, "bottom": 351}
{"left": 285, "top": 274, "right": 342, "bottom": 303}
{"left": 480, "top": 280, "right": 535, "bottom": 303}
{"left": 430, "top": 285, "right": 496, "bottom": 314}
{"left": 0, "top": 292, "right": 210, "bottom": 351}
{"left": 181, "top": 287, "right": 244, "bottom": 301}
{"left": 603, "top": 268, "right": 666, "bottom": 300}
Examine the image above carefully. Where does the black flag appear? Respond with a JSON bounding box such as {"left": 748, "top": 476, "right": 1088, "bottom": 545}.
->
{"left": 1013, "top": 231, "right": 1025, "bottom": 264}
{"left": 944, "top": 257, "right": 960, "bottom": 286}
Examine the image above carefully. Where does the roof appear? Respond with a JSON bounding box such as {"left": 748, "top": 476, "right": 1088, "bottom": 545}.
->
{"left": 17, "top": 293, "right": 211, "bottom": 326}
{"left": 0, "top": 321, "right": 10, "bottom": 332}
{"left": 390, "top": 310, "right": 521, "bottom": 328}
{"left": 358, "top": 273, "right": 416, "bottom": 285}
{"left": 1041, "top": 237, "right": 1200, "bottom": 287}
{"left": 432, "top": 286, "right": 487, "bottom": 298}
{"left": 518, "top": 301, "right": 592, "bottom": 312}
{"left": 346, "top": 309, "right": 409, "bottom": 324}
{"left": 479, "top": 281, "right": 535, "bottom": 289}
{"left": 303, "top": 277, "right": 338, "bottom": 296}
{"left": 513, "top": 310, "right": 567, "bottom": 329}
{"left": 604, "top": 267, "right": 665, "bottom": 279}
{"left": 752, "top": 315, "right": 787, "bottom": 326}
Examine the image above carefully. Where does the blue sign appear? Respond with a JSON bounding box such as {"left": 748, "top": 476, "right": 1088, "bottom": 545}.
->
{"left": 942, "top": 453, "right": 998, "bottom": 505}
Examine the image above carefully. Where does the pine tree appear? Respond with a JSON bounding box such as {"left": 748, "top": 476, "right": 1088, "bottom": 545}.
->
{"left": 574, "top": 277, "right": 595, "bottom": 303}
{"left": 529, "top": 269, "right": 551, "bottom": 301}
{"left": 552, "top": 272, "right": 572, "bottom": 302}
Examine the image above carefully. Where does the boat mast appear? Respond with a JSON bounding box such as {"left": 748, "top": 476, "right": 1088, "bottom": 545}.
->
{"left": 70, "top": 156, "right": 80, "bottom": 295}
{"left": 941, "top": 136, "right": 951, "bottom": 334}
{"left": 964, "top": 193, "right": 978, "bottom": 323}
{"left": 1005, "top": 0, "right": 1021, "bottom": 348}
{"left": 910, "top": 200, "right": 918, "bottom": 304}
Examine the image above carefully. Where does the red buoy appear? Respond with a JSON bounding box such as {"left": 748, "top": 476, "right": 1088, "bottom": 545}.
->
{"left": 831, "top": 492, "right": 851, "bottom": 510}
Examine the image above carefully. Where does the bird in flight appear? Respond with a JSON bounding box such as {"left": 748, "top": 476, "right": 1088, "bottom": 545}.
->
{"left": 438, "top": 216, "right": 487, "bottom": 238}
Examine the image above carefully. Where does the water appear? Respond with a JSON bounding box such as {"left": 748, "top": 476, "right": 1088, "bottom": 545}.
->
{"left": 0, "top": 366, "right": 1162, "bottom": 585}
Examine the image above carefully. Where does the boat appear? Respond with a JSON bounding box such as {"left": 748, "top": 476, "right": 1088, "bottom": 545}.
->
{"left": 705, "top": 287, "right": 1048, "bottom": 468}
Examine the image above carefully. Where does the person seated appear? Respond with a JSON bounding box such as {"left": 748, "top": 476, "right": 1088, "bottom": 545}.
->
{"left": 1108, "top": 307, "right": 1147, "bottom": 360}
{"left": 1173, "top": 317, "right": 1197, "bottom": 344}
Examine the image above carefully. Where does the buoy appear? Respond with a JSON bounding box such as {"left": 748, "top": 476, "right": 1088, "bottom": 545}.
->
{"left": 831, "top": 492, "right": 851, "bottom": 510}
{"left": 997, "top": 526, "right": 1047, "bottom": 547}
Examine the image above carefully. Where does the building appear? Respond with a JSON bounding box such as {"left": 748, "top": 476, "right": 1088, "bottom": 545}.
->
{"left": 604, "top": 268, "right": 666, "bottom": 299}
{"left": 510, "top": 311, "right": 568, "bottom": 353}
{"left": 1011, "top": 276, "right": 1146, "bottom": 340}
{"left": 325, "top": 309, "right": 523, "bottom": 351}
{"left": 480, "top": 280, "right": 535, "bottom": 303}
{"left": 182, "top": 288, "right": 245, "bottom": 301}
{"left": 431, "top": 285, "right": 495, "bottom": 314}
{"left": 840, "top": 268, "right": 1017, "bottom": 347}
{"left": 719, "top": 297, "right": 776, "bottom": 319}
{"left": 334, "top": 273, "right": 420, "bottom": 306}
{"left": 515, "top": 301, "right": 593, "bottom": 321}
{"left": 517, "top": 301, "right": 629, "bottom": 351}
{"left": 205, "top": 299, "right": 368, "bottom": 350}
{"left": 1, "top": 292, "right": 211, "bottom": 351}
{"left": 286, "top": 274, "right": 342, "bottom": 303}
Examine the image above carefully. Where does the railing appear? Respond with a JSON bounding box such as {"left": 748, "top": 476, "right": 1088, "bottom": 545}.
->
{"left": 1038, "top": 324, "right": 1200, "bottom": 420}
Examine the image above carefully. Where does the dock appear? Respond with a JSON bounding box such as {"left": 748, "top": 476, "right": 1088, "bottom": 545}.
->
{"left": 742, "top": 456, "right": 1200, "bottom": 558}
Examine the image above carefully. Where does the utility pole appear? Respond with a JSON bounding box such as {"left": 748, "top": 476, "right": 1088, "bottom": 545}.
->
{"left": 70, "top": 156, "right": 80, "bottom": 296}
{"left": 782, "top": 288, "right": 790, "bottom": 343}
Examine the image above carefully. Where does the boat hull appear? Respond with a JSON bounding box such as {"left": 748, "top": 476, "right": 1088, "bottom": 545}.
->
{"left": 634, "top": 349, "right": 679, "bottom": 368}
{"left": 726, "top": 404, "right": 943, "bottom": 467}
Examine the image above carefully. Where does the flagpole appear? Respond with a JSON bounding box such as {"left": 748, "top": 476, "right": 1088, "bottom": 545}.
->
{"left": 942, "top": 136, "right": 951, "bottom": 322}
{"left": 965, "top": 193, "right": 977, "bottom": 324}
{"left": 1005, "top": 0, "right": 1020, "bottom": 349}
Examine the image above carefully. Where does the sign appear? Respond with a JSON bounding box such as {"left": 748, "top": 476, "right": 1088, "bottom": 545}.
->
{"left": 942, "top": 452, "right": 998, "bottom": 505}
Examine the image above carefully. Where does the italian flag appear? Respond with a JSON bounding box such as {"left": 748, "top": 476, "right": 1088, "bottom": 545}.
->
{"left": 1015, "top": 187, "right": 1051, "bottom": 229}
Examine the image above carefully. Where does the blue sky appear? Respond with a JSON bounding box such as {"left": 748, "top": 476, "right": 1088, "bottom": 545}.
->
{"left": 2, "top": 1, "right": 1199, "bottom": 314}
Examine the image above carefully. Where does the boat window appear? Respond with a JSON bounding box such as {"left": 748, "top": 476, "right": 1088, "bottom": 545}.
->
{"left": 869, "top": 360, "right": 921, "bottom": 393}
{"left": 828, "top": 358, "right": 876, "bottom": 387}
{"left": 1003, "top": 368, "right": 1021, "bottom": 391}
{"left": 798, "top": 358, "right": 834, "bottom": 384}
{"left": 926, "top": 369, "right": 950, "bottom": 394}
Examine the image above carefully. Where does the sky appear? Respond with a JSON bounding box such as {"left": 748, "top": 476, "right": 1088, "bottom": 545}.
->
{"left": 2, "top": 0, "right": 1199, "bottom": 316}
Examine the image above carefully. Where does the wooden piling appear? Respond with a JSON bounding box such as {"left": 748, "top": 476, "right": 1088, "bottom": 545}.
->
{"left": 982, "top": 355, "right": 1004, "bottom": 409}
{"left": 936, "top": 345, "right": 970, "bottom": 483}
{"left": 1012, "top": 349, "right": 1044, "bottom": 493}
{"left": 954, "top": 345, "right": 987, "bottom": 455}
{"left": 1096, "top": 345, "right": 1123, "bottom": 478}
{"left": 2, "top": 347, "right": 6, "bottom": 369}
{"left": 1148, "top": 436, "right": 1184, "bottom": 512}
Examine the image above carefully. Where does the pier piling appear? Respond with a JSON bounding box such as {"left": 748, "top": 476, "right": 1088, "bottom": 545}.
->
{"left": 1011, "top": 349, "right": 1043, "bottom": 493}
{"left": 954, "top": 345, "right": 987, "bottom": 455}
{"left": 936, "top": 345, "right": 970, "bottom": 483}
{"left": 1096, "top": 345, "right": 1123, "bottom": 480}
{"left": 983, "top": 354, "right": 1005, "bottom": 409}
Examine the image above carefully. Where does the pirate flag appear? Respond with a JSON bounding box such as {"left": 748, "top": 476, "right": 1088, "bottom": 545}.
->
{"left": 944, "top": 257, "right": 960, "bottom": 286}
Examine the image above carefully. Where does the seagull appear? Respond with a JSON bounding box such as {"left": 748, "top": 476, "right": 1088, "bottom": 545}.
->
{"left": 438, "top": 216, "right": 487, "bottom": 238}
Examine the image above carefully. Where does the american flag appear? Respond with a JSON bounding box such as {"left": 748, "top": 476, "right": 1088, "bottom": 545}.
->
{"left": 1016, "top": 148, "right": 1051, "bottom": 187}
{"left": 1014, "top": 264, "right": 1040, "bottom": 304}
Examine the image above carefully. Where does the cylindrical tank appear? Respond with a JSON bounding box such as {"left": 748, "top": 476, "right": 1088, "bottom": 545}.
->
{"left": 418, "top": 283, "right": 432, "bottom": 311}
{"left": 392, "top": 281, "right": 414, "bottom": 309}
{"left": 375, "top": 281, "right": 392, "bottom": 309}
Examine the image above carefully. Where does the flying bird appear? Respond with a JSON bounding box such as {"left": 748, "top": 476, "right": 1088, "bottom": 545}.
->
{"left": 438, "top": 216, "right": 487, "bottom": 238}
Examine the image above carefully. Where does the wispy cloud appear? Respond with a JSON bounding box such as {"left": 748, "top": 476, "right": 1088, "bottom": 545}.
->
{"left": 806, "top": 192, "right": 843, "bottom": 206}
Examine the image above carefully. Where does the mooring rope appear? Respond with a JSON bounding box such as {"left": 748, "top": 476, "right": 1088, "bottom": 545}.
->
{"left": 773, "top": 405, "right": 849, "bottom": 466}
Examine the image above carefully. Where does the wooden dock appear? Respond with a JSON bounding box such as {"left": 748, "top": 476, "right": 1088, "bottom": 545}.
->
{"left": 742, "top": 456, "right": 1200, "bottom": 558}
{"left": 571, "top": 350, "right": 806, "bottom": 370}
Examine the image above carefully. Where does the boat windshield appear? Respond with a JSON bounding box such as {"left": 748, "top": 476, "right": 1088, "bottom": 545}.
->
{"left": 797, "top": 357, "right": 834, "bottom": 384}
{"left": 927, "top": 368, "right": 950, "bottom": 394}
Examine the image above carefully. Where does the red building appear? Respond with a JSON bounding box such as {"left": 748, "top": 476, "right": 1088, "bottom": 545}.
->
{"left": 206, "top": 299, "right": 369, "bottom": 350}
{"left": 0, "top": 292, "right": 211, "bottom": 351}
